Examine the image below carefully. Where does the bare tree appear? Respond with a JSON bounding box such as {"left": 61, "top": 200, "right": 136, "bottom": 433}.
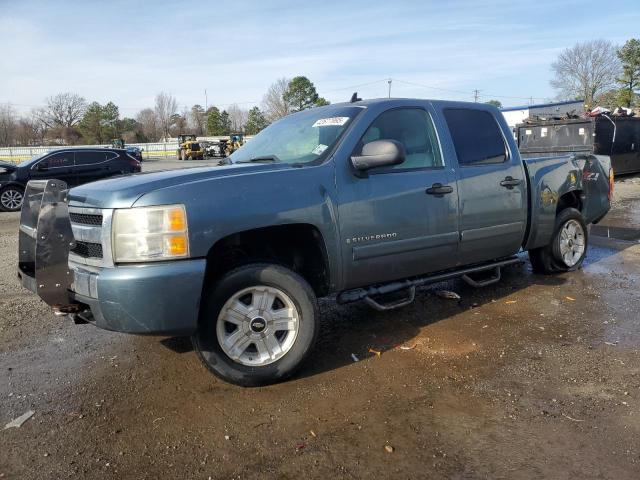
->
{"left": 189, "top": 104, "right": 206, "bottom": 135}
{"left": 550, "top": 40, "right": 621, "bottom": 106}
{"left": 154, "top": 92, "right": 178, "bottom": 141}
{"left": 227, "top": 104, "right": 248, "bottom": 132}
{"left": 262, "top": 78, "right": 291, "bottom": 122}
{"left": 0, "top": 104, "right": 17, "bottom": 147}
{"left": 170, "top": 109, "right": 189, "bottom": 137}
{"left": 39, "top": 92, "right": 87, "bottom": 128}
{"left": 136, "top": 108, "right": 158, "bottom": 141}
{"left": 15, "top": 115, "right": 43, "bottom": 146}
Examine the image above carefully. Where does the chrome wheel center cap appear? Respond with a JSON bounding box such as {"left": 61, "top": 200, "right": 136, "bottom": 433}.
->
{"left": 250, "top": 316, "right": 267, "bottom": 333}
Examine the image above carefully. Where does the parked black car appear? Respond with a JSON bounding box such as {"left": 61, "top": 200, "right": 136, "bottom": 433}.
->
{"left": 0, "top": 148, "right": 141, "bottom": 212}
{"left": 126, "top": 146, "right": 144, "bottom": 161}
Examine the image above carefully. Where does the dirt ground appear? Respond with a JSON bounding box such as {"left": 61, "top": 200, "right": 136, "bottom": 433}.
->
{"left": 1, "top": 168, "right": 640, "bottom": 479}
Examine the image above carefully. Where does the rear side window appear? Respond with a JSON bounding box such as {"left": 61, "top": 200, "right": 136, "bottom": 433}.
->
{"left": 75, "top": 151, "right": 106, "bottom": 165}
{"left": 106, "top": 151, "right": 119, "bottom": 161}
{"left": 357, "top": 108, "right": 443, "bottom": 170}
{"left": 42, "top": 151, "right": 74, "bottom": 168}
{"left": 443, "top": 109, "right": 507, "bottom": 165}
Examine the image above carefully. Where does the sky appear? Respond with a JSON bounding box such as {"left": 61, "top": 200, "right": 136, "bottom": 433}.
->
{"left": 1, "top": 0, "right": 639, "bottom": 116}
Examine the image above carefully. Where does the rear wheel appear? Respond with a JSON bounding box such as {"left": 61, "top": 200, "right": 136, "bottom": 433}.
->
{"left": 192, "top": 263, "right": 319, "bottom": 386}
{"left": 0, "top": 185, "right": 24, "bottom": 212}
{"left": 529, "top": 208, "right": 588, "bottom": 274}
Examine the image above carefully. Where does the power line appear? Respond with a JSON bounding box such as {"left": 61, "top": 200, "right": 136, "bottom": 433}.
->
{"left": 390, "top": 78, "right": 549, "bottom": 102}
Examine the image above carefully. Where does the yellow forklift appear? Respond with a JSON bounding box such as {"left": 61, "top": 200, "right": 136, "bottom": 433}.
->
{"left": 224, "top": 133, "right": 244, "bottom": 156}
{"left": 176, "top": 134, "right": 204, "bottom": 160}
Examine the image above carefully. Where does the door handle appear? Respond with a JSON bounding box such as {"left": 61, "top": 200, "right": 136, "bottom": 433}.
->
{"left": 500, "top": 176, "right": 522, "bottom": 189}
{"left": 426, "top": 183, "right": 453, "bottom": 196}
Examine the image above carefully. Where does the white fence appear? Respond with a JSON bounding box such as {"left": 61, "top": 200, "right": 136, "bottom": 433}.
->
{"left": 0, "top": 136, "right": 247, "bottom": 163}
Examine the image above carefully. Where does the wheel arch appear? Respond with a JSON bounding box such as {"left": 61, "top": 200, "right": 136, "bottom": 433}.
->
{"left": 201, "top": 223, "right": 332, "bottom": 301}
{"left": 556, "top": 189, "right": 584, "bottom": 216}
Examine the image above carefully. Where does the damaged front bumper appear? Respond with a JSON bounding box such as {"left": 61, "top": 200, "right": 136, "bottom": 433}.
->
{"left": 18, "top": 180, "right": 205, "bottom": 335}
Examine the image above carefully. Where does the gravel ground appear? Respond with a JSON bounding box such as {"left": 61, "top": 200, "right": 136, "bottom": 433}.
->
{"left": 1, "top": 165, "right": 639, "bottom": 479}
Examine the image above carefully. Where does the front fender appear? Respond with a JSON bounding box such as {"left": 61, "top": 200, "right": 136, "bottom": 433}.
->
{"left": 132, "top": 162, "right": 343, "bottom": 292}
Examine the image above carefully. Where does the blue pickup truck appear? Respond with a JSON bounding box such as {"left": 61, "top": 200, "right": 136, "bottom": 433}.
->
{"left": 18, "top": 98, "right": 613, "bottom": 386}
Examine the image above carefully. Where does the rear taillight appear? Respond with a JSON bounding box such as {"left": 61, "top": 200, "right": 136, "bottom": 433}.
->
{"left": 126, "top": 154, "right": 142, "bottom": 171}
{"left": 608, "top": 168, "right": 614, "bottom": 201}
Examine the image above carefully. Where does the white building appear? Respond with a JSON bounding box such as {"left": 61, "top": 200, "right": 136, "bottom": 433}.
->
{"left": 501, "top": 100, "right": 584, "bottom": 130}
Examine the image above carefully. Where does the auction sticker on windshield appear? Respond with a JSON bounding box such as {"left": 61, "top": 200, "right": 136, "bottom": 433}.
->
{"left": 312, "top": 117, "right": 350, "bottom": 127}
{"left": 312, "top": 144, "right": 328, "bottom": 155}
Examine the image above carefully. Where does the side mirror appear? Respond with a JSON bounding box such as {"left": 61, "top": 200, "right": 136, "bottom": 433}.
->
{"left": 36, "top": 163, "right": 48, "bottom": 172}
{"left": 350, "top": 139, "right": 405, "bottom": 172}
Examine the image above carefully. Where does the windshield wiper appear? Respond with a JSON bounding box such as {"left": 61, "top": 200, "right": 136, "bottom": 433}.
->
{"left": 237, "top": 155, "right": 281, "bottom": 163}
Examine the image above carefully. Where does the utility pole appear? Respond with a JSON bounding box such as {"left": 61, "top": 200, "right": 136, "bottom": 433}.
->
{"left": 205, "top": 90, "right": 208, "bottom": 111}
{"left": 388, "top": 78, "right": 392, "bottom": 98}
{"left": 473, "top": 89, "right": 480, "bottom": 102}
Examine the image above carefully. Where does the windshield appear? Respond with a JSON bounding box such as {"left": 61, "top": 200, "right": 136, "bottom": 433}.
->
{"left": 230, "top": 105, "right": 364, "bottom": 165}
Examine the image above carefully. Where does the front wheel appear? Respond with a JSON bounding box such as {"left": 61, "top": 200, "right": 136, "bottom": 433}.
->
{"left": 529, "top": 208, "right": 588, "bottom": 274}
{"left": 0, "top": 185, "right": 24, "bottom": 212}
{"left": 192, "top": 263, "right": 319, "bottom": 386}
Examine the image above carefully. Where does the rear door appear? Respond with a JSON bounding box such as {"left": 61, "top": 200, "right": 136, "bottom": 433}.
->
{"left": 441, "top": 108, "right": 527, "bottom": 265}
{"left": 30, "top": 151, "right": 77, "bottom": 186}
{"left": 74, "top": 150, "right": 112, "bottom": 185}
{"left": 337, "top": 106, "right": 459, "bottom": 289}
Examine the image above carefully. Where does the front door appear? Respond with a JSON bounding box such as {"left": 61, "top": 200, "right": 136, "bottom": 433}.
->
{"left": 30, "top": 151, "right": 77, "bottom": 187}
{"left": 441, "top": 107, "right": 527, "bottom": 265}
{"left": 337, "top": 107, "right": 459, "bottom": 290}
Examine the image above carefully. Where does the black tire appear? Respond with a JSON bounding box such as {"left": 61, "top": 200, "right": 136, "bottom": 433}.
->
{"left": 528, "top": 208, "right": 588, "bottom": 274}
{"left": 0, "top": 185, "right": 24, "bottom": 212}
{"left": 192, "top": 263, "right": 319, "bottom": 387}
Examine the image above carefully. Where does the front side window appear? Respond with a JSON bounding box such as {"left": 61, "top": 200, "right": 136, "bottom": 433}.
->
{"left": 41, "top": 151, "right": 74, "bottom": 168}
{"left": 357, "top": 108, "right": 443, "bottom": 170}
{"left": 443, "top": 109, "right": 507, "bottom": 165}
{"left": 230, "top": 106, "right": 363, "bottom": 165}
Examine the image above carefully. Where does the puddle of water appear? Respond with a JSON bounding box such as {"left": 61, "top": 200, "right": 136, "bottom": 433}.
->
{"left": 591, "top": 225, "right": 640, "bottom": 241}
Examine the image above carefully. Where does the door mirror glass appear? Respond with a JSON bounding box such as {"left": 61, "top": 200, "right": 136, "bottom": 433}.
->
{"left": 350, "top": 139, "right": 406, "bottom": 172}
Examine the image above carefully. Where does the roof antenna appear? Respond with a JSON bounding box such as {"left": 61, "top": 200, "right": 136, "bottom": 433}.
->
{"left": 350, "top": 92, "right": 361, "bottom": 103}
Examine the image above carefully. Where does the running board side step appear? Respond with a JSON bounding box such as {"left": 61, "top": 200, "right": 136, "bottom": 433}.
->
{"left": 337, "top": 256, "right": 522, "bottom": 307}
{"left": 461, "top": 266, "right": 501, "bottom": 287}
{"left": 364, "top": 286, "right": 416, "bottom": 311}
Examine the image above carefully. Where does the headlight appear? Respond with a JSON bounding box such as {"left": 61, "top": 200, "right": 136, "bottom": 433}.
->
{"left": 112, "top": 204, "right": 189, "bottom": 263}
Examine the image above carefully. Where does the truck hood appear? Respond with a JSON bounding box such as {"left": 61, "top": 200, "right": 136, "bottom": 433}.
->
{"left": 68, "top": 162, "right": 291, "bottom": 208}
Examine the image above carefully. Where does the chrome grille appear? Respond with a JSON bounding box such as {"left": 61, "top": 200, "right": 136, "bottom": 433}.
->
{"left": 69, "top": 212, "right": 103, "bottom": 225}
{"left": 68, "top": 206, "right": 113, "bottom": 268}
{"left": 71, "top": 241, "right": 103, "bottom": 258}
